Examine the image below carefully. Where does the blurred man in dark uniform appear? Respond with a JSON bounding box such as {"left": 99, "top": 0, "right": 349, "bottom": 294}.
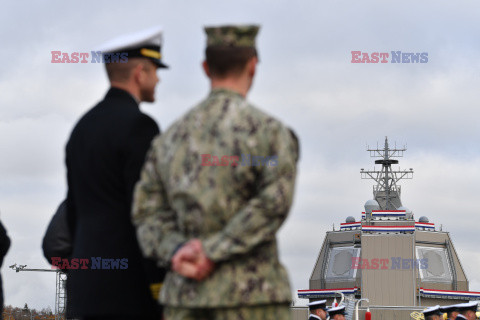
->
{"left": 441, "top": 304, "right": 460, "bottom": 320}
{"left": 326, "top": 305, "right": 347, "bottom": 320}
{"left": 0, "top": 220, "right": 10, "bottom": 320}
{"left": 65, "top": 26, "right": 168, "bottom": 320}
{"left": 307, "top": 300, "right": 328, "bottom": 320}
{"left": 455, "top": 301, "right": 478, "bottom": 320}
{"left": 423, "top": 305, "right": 444, "bottom": 320}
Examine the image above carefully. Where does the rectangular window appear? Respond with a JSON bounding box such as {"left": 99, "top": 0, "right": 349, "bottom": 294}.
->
{"left": 416, "top": 246, "right": 453, "bottom": 283}
{"left": 324, "top": 246, "right": 361, "bottom": 282}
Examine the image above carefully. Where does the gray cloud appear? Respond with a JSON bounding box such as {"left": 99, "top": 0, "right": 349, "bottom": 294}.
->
{"left": 1, "top": 0, "right": 480, "bottom": 311}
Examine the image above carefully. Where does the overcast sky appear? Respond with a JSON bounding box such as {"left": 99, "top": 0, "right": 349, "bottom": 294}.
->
{"left": 1, "top": 0, "right": 480, "bottom": 311}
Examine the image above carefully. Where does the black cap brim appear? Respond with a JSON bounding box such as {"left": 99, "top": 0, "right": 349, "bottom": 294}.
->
{"left": 440, "top": 307, "right": 459, "bottom": 313}
{"left": 152, "top": 59, "right": 169, "bottom": 69}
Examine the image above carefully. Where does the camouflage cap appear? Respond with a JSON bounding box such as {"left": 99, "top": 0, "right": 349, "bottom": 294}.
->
{"left": 204, "top": 25, "right": 260, "bottom": 48}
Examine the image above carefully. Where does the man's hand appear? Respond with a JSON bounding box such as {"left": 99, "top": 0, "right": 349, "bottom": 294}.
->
{"left": 171, "top": 239, "right": 215, "bottom": 281}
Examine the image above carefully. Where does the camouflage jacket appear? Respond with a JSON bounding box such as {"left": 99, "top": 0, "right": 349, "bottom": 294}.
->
{"left": 132, "top": 88, "right": 299, "bottom": 308}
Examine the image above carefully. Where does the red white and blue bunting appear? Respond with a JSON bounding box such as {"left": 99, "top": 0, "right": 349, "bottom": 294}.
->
{"left": 340, "top": 222, "right": 362, "bottom": 230}
{"left": 298, "top": 287, "right": 358, "bottom": 299}
{"left": 339, "top": 224, "right": 423, "bottom": 233}
{"left": 362, "top": 225, "right": 415, "bottom": 233}
{"left": 415, "top": 222, "right": 435, "bottom": 230}
{"left": 420, "top": 288, "right": 480, "bottom": 300}
{"left": 362, "top": 226, "right": 415, "bottom": 232}
{"left": 371, "top": 210, "right": 406, "bottom": 217}
{"left": 361, "top": 210, "right": 407, "bottom": 219}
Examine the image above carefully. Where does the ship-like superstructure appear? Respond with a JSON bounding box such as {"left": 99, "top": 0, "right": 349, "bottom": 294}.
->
{"left": 294, "top": 138, "right": 480, "bottom": 320}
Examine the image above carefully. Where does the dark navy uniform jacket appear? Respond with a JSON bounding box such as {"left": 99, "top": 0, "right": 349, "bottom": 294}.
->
{"left": 65, "top": 87, "right": 164, "bottom": 318}
{"left": 0, "top": 221, "right": 10, "bottom": 310}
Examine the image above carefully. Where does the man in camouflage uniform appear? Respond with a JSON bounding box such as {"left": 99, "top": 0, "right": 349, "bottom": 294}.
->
{"left": 132, "top": 24, "right": 299, "bottom": 320}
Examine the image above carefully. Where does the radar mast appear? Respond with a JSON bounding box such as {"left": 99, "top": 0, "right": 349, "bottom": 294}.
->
{"left": 360, "top": 137, "right": 413, "bottom": 210}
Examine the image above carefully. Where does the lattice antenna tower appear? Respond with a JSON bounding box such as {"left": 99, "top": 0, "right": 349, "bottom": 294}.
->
{"left": 360, "top": 137, "right": 413, "bottom": 210}
{"left": 9, "top": 264, "right": 67, "bottom": 320}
